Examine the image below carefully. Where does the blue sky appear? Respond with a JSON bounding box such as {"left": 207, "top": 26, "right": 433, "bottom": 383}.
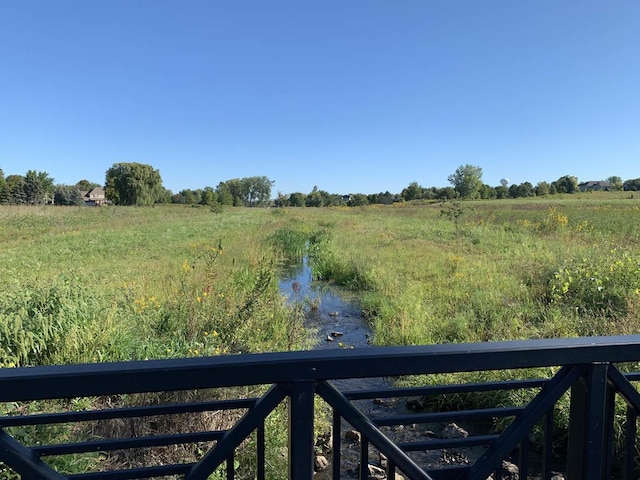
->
{"left": 1, "top": 1, "right": 639, "bottom": 196}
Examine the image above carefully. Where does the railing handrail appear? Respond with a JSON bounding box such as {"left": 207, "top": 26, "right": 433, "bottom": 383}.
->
{"left": 2, "top": 335, "right": 640, "bottom": 479}
{"left": 2, "top": 334, "right": 640, "bottom": 402}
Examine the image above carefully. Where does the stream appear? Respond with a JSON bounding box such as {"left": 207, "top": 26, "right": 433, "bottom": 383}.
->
{"left": 276, "top": 257, "right": 561, "bottom": 479}
{"left": 278, "top": 256, "right": 488, "bottom": 478}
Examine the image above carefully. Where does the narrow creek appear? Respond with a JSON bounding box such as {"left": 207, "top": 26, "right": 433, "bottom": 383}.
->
{"left": 277, "top": 256, "right": 557, "bottom": 479}
{"left": 278, "top": 256, "right": 482, "bottom": 478}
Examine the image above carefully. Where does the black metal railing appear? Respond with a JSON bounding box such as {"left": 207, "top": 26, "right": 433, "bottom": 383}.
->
{"left": 1, "top": 335, "right": 640, "bottom": 479}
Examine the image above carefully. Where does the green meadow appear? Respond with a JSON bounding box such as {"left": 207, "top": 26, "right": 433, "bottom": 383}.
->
{"left": 1, "top": 195, "right": 640, "bottom": 366}
{"left": 1, "top": 194, "right": 640, "bottom": 475}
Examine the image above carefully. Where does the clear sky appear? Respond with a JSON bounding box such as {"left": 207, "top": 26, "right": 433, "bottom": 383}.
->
{"left": 1, "top": 1, "right": 639, "bottom": 196}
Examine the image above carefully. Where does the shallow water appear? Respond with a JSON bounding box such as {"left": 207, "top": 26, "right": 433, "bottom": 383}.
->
{"left": 277, "top": 256, "right": 493, "bottom": 476}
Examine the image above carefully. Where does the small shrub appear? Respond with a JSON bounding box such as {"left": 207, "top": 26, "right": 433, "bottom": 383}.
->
{"left": 548, "top": 249, "right": 640, "bottom": 319}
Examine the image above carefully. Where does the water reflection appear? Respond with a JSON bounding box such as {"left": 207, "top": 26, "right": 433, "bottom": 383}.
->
{"left": 278, "top": 255, "right": 371, "bottom": 350}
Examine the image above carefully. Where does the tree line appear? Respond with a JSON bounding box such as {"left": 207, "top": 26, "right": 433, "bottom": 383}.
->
{"left": 0, "top": 163, "right": 275, "bottom": 207}
{"left": 1, "top": 162, "right": 639, "bottom": 207}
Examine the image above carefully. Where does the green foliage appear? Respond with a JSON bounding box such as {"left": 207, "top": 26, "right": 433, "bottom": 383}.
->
{"left": 104, "top": 162, "right": 164, "bottom": 206}
{"left": 553, "top": 175, "right": 579, "bottom": 194}
{"left": 24, "top": 170, "right": 55, "bottom": 204}
{"left": 549, "top": 250, "right": 640, "bottom": 320}
{"left": 447, "top": 164, "right": 483, "bottom": 199}
{"left": 216, "top": 176, "right": 274, "bottom": 207}
{"left": 439, "top": 199, "right": 473, "bottom": 233}
{"left": 268, "top": 227, "right": 308, "bottom": 259}
{"left": 0, "top": 276, "right": 101, "bottom": 367}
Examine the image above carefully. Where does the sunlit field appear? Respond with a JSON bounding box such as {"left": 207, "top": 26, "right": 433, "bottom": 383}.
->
{"left": 2, "top": 194, "right": 640, "bottom": 368}
{"left": 1, "top": 195, "right": 640, "bottom": 476}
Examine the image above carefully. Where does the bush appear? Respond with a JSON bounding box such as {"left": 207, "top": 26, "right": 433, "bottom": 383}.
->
{"left": 548, "top": 249, "right": 640, "bottom": 319}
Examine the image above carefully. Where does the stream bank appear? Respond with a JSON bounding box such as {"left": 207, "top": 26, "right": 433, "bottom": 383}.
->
{"left": 277, "top": 256, "right": 565, "bottom": 480}
{"left": 277, "top": 257, "right": 504, "bottom": 479}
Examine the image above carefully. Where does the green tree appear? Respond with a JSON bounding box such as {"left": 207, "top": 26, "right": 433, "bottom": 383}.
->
{"left": 306, "top": 186, "right": 324, "bottom": 207}
{"left": 535, "top": 181, "right": 550, "bottom": 196}
{"left": 244, "top": 176, "right": 274, "bottom": 206}
{"left": 200, "top": 187, "right": 218, "bottom": 206}
{"left": 552, "top": 175, "right": 578, "bottom": 194}
{"left": 400, "top": 181, "right": 424, "bottom": 201}
{"left": 479, "top": 184, "right": 497, "bottom": 199}
{"left": 76, "top": 179, "right": 100, "bottom": 191}
{"left": 436, "top": 186, "right": 457, "bottom": 200}
{"left": 606, "top": 176, "right": 623, "bottom": 191}
{"left": 448, "top": 164, "right": 483, "bottom": 199}
{"left": 348, "top": 193, "right": 369, "bottom": 206}
{"left": 5, "top": 175, "right": 26, "bottom": 204}
{"left": 289, "top": 192, "right": 306, "bottom": 207}
{"left": 623, "top": 178, "right": 640, "bottom": 191}
{"left": 274, "top": 192, "right": 290, "bottom": 207}
{"left": 24, "top": 170, "right": 55, "bottom": 204}
{"left": 216, "top": 182, "right": 234, "bottom": 206}
{"left": 495, "top": 185, "right": 509, "bottom": 199}
{"left": 0, "top": 169, "right": 6, "bottom": 204}
{"left": 105, "top": 163, "right": 164, "bottom": 206}
{"left": 54, "top": 185, "right": 84, "bottom": 206}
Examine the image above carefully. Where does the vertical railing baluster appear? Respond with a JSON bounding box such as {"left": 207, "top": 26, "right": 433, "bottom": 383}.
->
{"left": 542, "top": 412, "right": 553, "bottom": 479}
{"left": 226, "top": 451, "right": 235, "bottom": 480}
{"left": 567, "top": 363, "right": 609, "bottom": 480}
{"left": 387, "top": 461, "right": 396, "bottom": 479}
{"left": 604, "top": 387, "right": 616, "bottom": 479}
{"left": 332, "top": 409, "right": 341, "bottom": 479}
{"left": 518, "top": 437, "right": 528, "bottom": 480}
{"left": 288, "top": 380, "right": 315, "bottom": 480}
{"left": 359, "top": 436, "right": 368, "bottom": 479}
{"left": 257, "top": 420, "right": 265, "bottom": 480}
{"left": 623, "top": 406, "right": 637, "bottom": 480}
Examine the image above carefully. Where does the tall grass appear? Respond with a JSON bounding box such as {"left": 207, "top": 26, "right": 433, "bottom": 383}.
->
{"left": 2, "top": 198, "right": 639, "bottom": 474}
{"left": 0, "top": 205, "right": 309, "bottom": 478}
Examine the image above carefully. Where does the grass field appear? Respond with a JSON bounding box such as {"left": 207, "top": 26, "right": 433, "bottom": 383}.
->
{"left": 1, "top": 195, "right": 639, "bottom": 476}
{"left": 2, "top": 195, "right": 639, "bottom": 365}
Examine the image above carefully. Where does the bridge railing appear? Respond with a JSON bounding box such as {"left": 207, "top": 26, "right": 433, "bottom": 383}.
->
{"left": 1, "top": 335, "right": 640, "bottom": 479}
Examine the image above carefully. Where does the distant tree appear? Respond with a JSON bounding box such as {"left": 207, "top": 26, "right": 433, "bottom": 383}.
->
{"left": 215, "top": 176, "right": 273, "bottom": 207}
{"left": 495, "top": 185, "right": 509, "bottom": 199}
{"left": 368, "top": 191, "right": 396, "bottom": 205}
{"left": 274, "top": 192, "right": 289, "bottom": 207}
{"left": 306, "top": 186, "right": 324, "bottom": 207}
{"left": 623, "top": 178, "right": 640, "bottom": 191}
{"left": 448, "top": 164, "right": 483, "bottom": 199}
{"left": 421, "top": 187, "right": 439, "bottom": 200}
{"left": 76, "top": 179, "right": 100, "bottom": 191}
{"left": 289, "top": 192, "right": 306, "bottom": 207}
{"left": 552, "top": 175, "right": 578, "bottom": 194}
{"left": 479, "top": 184, "right": 497, "bottom": 199}
{"left": 436, "top": 186, "right": 457, "bottom": 200}
{"left": 244, "top": 176, "right": 274, "bottom": 206}
{"left": 0, "top": 169, "right": 6, "bottom": 204}
{"left": 348, "top": 193, "right": 369, "bottom": 207}
{"left": 400, "top": 181, "right": 424, "bottom": 201}
{"left": 505, "top": 182, "right": 535, "bottom": 198}
{"left": 5, "top": 175, "right": 26, "bottom": 204}
{"left": 606, "top": 176, "right": 623, "bottom": 191}
{"left": 54, "top": 184, "right": 84, "bottom": 206}
{"left": 105, "top": 162, "right": 164, "bottom": 206}
{"left": 200, "top": 187, "right": 217, "bottom": 206}
{"left": 24, "top": 170, "right": 54, "bottom": 204}
{"left": 535, "top": 181, "right": 550, "bottom": 196}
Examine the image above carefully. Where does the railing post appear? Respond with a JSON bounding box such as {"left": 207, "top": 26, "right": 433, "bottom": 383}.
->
{"left": 567, "top": 363, "right": 609, "bottom": 480}
{"left": 288, "top": 380, "right": 315, "bottom": 480}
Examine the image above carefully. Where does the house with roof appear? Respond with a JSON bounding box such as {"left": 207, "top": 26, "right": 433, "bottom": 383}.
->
{"left": 578, "top": 181, "right": 612, "bottom": 192}
{"left": 83, "top": 186, "right": 107, "bottom": 206}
